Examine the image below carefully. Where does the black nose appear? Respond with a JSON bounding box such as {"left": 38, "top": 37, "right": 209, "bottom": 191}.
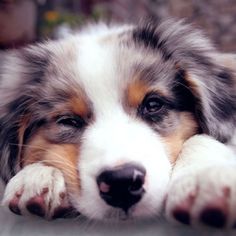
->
{"left": 96, "top": 163, "right": 146, "bottom": 212}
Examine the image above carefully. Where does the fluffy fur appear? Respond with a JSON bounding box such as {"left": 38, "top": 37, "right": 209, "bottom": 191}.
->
{"left": 0, "top": 19, "right": 235, "bottom": 227}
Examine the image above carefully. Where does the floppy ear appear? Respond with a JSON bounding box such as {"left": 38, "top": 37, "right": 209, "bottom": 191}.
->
{"left": 156, "top": 20, "right": 236, "bottom": 143}
{"left": 182, "top": 55, "right": 236, "bottom": 143}
{"left": 0, "top": 110, "right": 31, "bottom": 183}
{"left": 0, "top": 48, "right": 49, "bottom": 183}
{"left": 133, "top": 19, "right": 236, "bottom": 143}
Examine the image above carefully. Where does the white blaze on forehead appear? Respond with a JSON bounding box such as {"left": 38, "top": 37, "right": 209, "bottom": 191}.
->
{"left": 77, "top": 38, "right": 120, "bottom": 112}
{"left": 74, "top": 24, "right": 166, "bottom": 118}
{"left": 75, "top": 26, "right": 133, "bottom": 116}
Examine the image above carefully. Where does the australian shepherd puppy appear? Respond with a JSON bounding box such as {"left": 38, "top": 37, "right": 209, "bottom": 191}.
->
{"left": 0, "top": 19, "right": 236, "bottom": 228}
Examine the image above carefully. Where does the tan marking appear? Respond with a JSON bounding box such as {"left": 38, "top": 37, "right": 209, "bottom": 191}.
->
{"left": 127, "top": 79, "right": 149, "bottom": 108}
{"left": 18, "top": 116, "right": 30, "bottom": 148}
{"left": 22, "top": 131, "right": 80, "bottom": 197}
{"left": 127, "top": 73, "right": 171, "bottom": 109}
{"left": 17, "top": 115, "right": 32, "bottom": 165}
{"left": 174, "top": 63, "right": 181, "bottom": 70}
{"left": 183, "top": 72, "right": 200, "bottom": 98}
{"left": 162, "top": 112, "right": 199, "bottom": 163}
{"left": 69, "top": 96, "right": 90, "bottom": 118}
{"left": 48, "top": 93, "right": 90, "bottom": 122}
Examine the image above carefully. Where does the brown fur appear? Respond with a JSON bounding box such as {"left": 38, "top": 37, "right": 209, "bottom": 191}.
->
{"left": 127, "top": 78, "right": 149, "bottom": 108}
{"left": 22, "top": 130, "right": 80, "bottom": 196}
{"left": 162, "top": 112, "right": 199, "bottom": 163}
{"left": 127, "top": 75, "right": 169, "bottom": 109}
{"left": 47, "top": 93, "right": 91, "bottom": 122}
{"left": 69, "top": 96, "right": 90, "bottom": 119}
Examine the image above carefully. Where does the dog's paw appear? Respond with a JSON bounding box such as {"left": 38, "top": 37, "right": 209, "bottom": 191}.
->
{"left": 2, "top": 163, "right": 77, "bottom": 219}
{"left": 165, "top": 165, "right": 236, "bottom": 228}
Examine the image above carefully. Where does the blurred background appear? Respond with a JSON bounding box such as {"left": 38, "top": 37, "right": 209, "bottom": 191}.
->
{"left": 0, "top": 0, "right": 235, "bottom": 51}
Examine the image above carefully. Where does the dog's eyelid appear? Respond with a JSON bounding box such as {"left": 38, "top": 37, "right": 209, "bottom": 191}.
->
{"left": 143, "top": 93, "right": 163, "bottom": 112}
{"left": 137, "top": 91, "right": 173, "bottom": 123}
{"left": 56, "top": 114, "right": 86, "bottom": 129}
{"left": 138, "top": 92, "right": 163, "bottom": 116}
{"left": 141, "top": 92, "right": 171, "bottom": 108}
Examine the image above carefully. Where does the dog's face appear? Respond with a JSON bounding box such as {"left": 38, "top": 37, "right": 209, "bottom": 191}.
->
{"left": 0, "top": 20, "right": 235, "bottom": 220}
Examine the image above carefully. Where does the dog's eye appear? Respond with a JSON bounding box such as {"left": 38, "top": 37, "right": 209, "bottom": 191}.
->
{"left": 56, "top": 115, "right": 85, "bottom": 129}
{"left": 138, "top": 93, "right": 164, "bottom": 121}
{"left": 144, "top": 97, "right": 163, "bottom": 113}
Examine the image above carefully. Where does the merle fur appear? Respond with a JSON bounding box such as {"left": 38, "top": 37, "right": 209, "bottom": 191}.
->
{"left": 132, "top": 20, "right": 236, "bottom": 142}
{"left": 0, "top": 19, "right": 235, "bottom": 183}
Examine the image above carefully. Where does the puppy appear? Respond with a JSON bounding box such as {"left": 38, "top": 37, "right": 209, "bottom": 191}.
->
{"left": 0, "top": 19, "right": 235, "bottom": 227}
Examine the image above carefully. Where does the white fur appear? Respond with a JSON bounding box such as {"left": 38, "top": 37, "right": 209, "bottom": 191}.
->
{"left": 74, "top": 110, "right": 171, "bottom": 219}
{"left": 1, "top": 22, "right": 235, "bottom": 225}
{"left": 59, "top": 34, "right": 173, "bottom": 219}
{"left": 0, "top": 23, "right": 174, "bottom": 221}
{"left": 2, "top": 163, "right": 68, "bottom": 219}
{"left": 166, "top": 135, "right": 236, "bottom": 227}
{"left": 51, "top": 29, "right": 236, "bottom": 221}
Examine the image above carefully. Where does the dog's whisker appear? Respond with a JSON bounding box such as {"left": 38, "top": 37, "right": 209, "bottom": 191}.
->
{"left": 9, "top": 143, "right": 78, "bottom": 171}
{"left": 1, "top": 18, "right": 235, "bottom": 227}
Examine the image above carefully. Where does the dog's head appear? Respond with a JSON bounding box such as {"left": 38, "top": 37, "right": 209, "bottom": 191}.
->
{"left": 0, "top": 20, "right": 235, "bottom": 220}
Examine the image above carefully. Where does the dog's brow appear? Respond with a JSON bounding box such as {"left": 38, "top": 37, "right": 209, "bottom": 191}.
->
{"left": 127, "top": 79, "right": 149, "bottom": 108}
{"left": 135, "top": 66, "right": 158, "bottom": 84}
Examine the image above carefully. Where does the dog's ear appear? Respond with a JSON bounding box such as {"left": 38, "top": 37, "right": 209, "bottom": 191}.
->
{"left": 133, "top": 19, "right": 236, "bottom": 143}
{"left": 0, "top": 48, "right": 49, "bottom": 182}
{"left": 0, "top": 110, "right": 30, "bottom": 183}
{"left": 180, "top": 55, "right": 236, "bottom": 143}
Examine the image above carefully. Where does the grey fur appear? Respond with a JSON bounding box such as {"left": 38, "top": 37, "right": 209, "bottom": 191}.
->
{"left": 0, "top": 19, "right": 235, "bottom": 183}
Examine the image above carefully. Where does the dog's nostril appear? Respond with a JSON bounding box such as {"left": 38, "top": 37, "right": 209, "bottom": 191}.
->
{"left": 99, "top": 182, "right": 110, "bottom": 193}
{"left": 96, "top": 163, "right": 146, "bottom": 211}
{"left": 129, "top": 170, "right": 145, "bottom": 192}
{"left": 128, "top": 178, "right": 143, "bottom": 194}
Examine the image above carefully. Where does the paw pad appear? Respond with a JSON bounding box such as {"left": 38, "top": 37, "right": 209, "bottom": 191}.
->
{"left": 9, "top": 192, "right": 22, "bottom": 216}
{"left": 9, "top": 198, "right": 21, "bottom": 216}
{"left": 26, "top": 195, "right": 46, "bottom": 217}
{"left": 172, "top": 208, "right": 190, "bottom": 225}
{"left": 200, "top": 207, "right": 227, "bottom": 228}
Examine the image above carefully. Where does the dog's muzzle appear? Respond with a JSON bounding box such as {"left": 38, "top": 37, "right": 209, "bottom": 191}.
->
{"left": 96, "top": 163, "right": 146, "bottom": 212}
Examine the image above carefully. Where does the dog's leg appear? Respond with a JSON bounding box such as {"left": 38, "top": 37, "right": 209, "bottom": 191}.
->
{"left": 2, "top": 163, "right": 76, "bottom": 219}
{"left": 165, "top": 134, "right": 236, "bottom": 228}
